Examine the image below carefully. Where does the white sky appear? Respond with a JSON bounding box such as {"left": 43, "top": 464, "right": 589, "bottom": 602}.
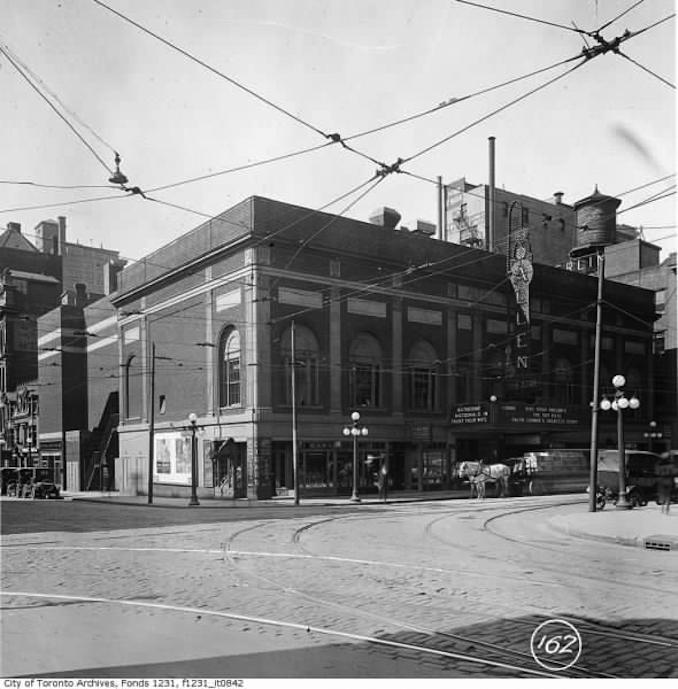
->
{"left": 1, "top": 0, "right": 675, "bottom": 266}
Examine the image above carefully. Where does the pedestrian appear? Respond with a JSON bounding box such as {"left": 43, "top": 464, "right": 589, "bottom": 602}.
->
{"left": 377, "top": 462, "right": 388, "bottom": 502}
{"left": 656, "top": 453, "right": 673, "bottom": 515}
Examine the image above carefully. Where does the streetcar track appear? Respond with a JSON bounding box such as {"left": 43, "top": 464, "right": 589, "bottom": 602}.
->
{"left": 286, "top": 503, "right": 678, "bottom": 655}
{"left": 219, "top": 522, "right": 609, "bottom": 678}
{"left": 4, "top": 498, "right": 674, "bottom": 676}
{"left": 0, "top": 590, "right": 567, "bottom": 679}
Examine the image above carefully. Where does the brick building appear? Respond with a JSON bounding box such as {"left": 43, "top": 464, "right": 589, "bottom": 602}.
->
{"left": 1, "top": 216, "right": 123, "bottom": 476}
{"left": 108, "top": 195, "right": 655, "bottom": 500}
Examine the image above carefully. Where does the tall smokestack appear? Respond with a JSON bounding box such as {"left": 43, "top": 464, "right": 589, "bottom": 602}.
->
{"left": 437, "top": 176, "right": 444, "bottom": 240}
{"left": 488, "top": 137, "right": 496, "bottom": 252}
{"left": 57, "top": 216, "right": 66, "bottom": 255}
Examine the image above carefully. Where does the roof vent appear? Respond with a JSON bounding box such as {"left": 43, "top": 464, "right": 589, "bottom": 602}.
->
{"left": 409, "top": 220, "right": 436, "bottom": 237}
{"left": 553, "top": 191, "right": 564, "bottom": 205}
{"left": 369, "top": 207, "right": 401, "bottom": 229}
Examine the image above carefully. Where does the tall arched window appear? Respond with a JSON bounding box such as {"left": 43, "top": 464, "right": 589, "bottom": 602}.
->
{"left": 408, "top": 340, "right": 439, "bottom": 411}
{"left": 349, "top": 333, "right": 383, "bottom": 408}
{"left": 124, "top": 355, "right": 141, "bottom": 419}
{"left": 281, "top": 325, "right": 320, "bottom": 406}
{"left": 220, "top": 329, "right": 241, "bottom": 408}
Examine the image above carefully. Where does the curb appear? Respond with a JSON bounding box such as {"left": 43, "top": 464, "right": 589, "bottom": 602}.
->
{"left": 66, "top": 493, "right": 469, "bottom": 509}
{"left": 548, "top": 517, "right": 659, "bottom": 550}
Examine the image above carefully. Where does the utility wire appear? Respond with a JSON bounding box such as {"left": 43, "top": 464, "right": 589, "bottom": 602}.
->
{"left": 0, "top": 37, "right": 117, "bottom": 155}
{"left": 344, "top": 54, "right": 582, "bottom": 142}
{"left": 91, "top": 0, "right": 327, "bottom": 140}
{"left": 0, "top": 181, "right": 119, "bottom": 190}
{"left": 281, "top": 175, "right": 385, "bottom": 273}
{"left": 617, "top": 50, "right": 675, "bottom": 89}
{"left": 145, "top": 142, "right": 333, "bottom": 194}
{"left": 596, "top": 0, "right": 646, "bottom": 34}
{"left": 401, "top": 59, "right": 587, "bottom": 165}
{"left": 455, "top": 0, "right": 589, "bottom": 35}
{"left": 0, "top": 44, "right": 113, "bottom": 175}
{"left": 625, "top": 12, "right": 675, "bottom": 39}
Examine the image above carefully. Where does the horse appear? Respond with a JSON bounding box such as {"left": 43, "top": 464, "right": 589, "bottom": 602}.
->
{"left": 458, "top": 461, "right": 511, "bottom": 499}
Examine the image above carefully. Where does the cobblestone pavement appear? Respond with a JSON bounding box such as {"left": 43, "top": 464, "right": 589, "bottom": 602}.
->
{"left": 2, "top": 496, "right": 677, "bottom": 678}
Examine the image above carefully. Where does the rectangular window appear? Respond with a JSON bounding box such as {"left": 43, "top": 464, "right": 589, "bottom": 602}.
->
{"left": 225, "top": 358, "right": 240, "bottom": 406}
{"left": 352, "top": 364, "right": 381, "bottom": 408}
{"left": 521, "top": 207, "right": 529, "bottom": 226}
{"left": 655, "top": 289, "right": 667, "bottom": 312}
{"left": 458, "top": 314, "right": 472, "bottom": 331}
{"left": 284, "top": 358, "right": 319, "bottom": 406}
{"left": 411, "top": 368, "right": 437, "bottom": 411}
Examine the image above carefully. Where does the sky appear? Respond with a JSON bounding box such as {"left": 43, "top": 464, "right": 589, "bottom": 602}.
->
{"left": 1, "top": 0, "right": 675, "bottom": 268}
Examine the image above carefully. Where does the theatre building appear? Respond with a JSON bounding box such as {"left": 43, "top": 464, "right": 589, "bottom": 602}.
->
{"left": 112, "top": 195, "right": 655, "bottom": 500}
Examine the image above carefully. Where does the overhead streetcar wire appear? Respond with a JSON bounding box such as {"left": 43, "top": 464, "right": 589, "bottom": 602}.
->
{"left": 0, "top": 44, "right": 113, "bottom": 175}
{"left": 90, "top": 0, "right": 327, "bottom": 140}
{"left": 0, "top": 38, "right": 117, "bottom": 155}
{"left": 343, "top": 54, "right": 583, "bottom": 142}
{"left": 145, "top": 142, "right": 333, "bottom": 194}
{"left": 595, "top": 0, "right": 646, "bottom": 34}
{"left": 401, "top": 60, "right": 587, "bottom": 165}
{"left": 455, "top": 0, "right": 590, "bottom": 35}
{"left": 617, "top": 51, "right": 675, "bottom": 89}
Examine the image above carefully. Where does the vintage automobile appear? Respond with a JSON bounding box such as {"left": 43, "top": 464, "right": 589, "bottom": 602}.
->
{"left": 2, "top": 467, "right": 61, "bottom": 499}
{"left": 595, "top": 449, "right": 663, "bottom": 508}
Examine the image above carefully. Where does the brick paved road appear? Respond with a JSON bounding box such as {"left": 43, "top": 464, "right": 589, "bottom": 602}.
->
{"left": 1, "top": 496, "right": 677, "bottom": 678}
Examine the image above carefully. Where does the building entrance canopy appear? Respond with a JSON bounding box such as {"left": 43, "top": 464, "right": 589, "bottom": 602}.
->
{"left": 451, "top": 402, "right": 585, "bottom": 429}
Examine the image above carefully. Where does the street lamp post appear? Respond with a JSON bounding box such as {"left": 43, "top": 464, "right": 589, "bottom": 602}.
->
{"left": 188, "top": 412, "right": 200, "bottom": 507}
{"left": 343, "top": 411, "right": 368, "bottom": 503}
{"left": 644, "top": 420, "right": 662, "bottom": 454}
{"left": 600, "top": 375, "right": 639, "bottom": 510}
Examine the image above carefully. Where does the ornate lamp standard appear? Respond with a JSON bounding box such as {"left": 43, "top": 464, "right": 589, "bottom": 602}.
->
{"left": 644, "top": 420, "right": 662, "bottom": 454}
{"left": 187, "top": 412, "right": 200, "bottom": 507}
{"left": 600, "top": 375, "right": 639, "bottom": 510}
{"left": 342, "top": 411, "right": 368, "bottom": 503}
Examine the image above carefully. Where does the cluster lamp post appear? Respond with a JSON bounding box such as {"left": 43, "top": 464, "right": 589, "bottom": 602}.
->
{"left": 343, "top": 411, "right": 368, "bottom": 503}
{"left": 600, "top": 375, "right": 639, "bottom": 510}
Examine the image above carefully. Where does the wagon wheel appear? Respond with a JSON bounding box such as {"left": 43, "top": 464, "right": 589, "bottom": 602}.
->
{"left": 529, "top": 480, "right": 542, "bottom": 496}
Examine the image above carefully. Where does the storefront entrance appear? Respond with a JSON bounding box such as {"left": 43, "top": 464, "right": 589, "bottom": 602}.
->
{"left": 211, "top": 439, "right": 246, "bottom": 498}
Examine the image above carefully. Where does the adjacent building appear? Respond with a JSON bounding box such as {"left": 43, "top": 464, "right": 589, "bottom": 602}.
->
{"left": 0, "top": 216, "right": 123, "bottom": 473}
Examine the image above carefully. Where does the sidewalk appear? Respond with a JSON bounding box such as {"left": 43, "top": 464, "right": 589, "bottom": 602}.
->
{"left": 549, "top": 505, "right": 678, "bottom": 551}
{"left": 58, "top": 488, "right": 473, "bottom": 507}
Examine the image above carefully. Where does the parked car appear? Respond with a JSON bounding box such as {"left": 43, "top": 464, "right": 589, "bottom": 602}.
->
{"left": 2, "top": 468, "right": 61, "bottom": 499}
{"left": 596, "top": 450, "right": 663, "bottom": 508}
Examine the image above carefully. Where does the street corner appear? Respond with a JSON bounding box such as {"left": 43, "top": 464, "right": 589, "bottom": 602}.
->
{"left": 548, "top": 506, "right": 678, "bottom": 549}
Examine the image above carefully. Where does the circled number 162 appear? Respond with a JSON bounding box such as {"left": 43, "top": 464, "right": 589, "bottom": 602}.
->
{"left": 536, "top": 634, "right": 578, "bottom": 655}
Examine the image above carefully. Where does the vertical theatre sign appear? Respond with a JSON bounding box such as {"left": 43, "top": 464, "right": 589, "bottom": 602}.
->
{"left": 507, "top": 204, "right": 535, "bottom": 400}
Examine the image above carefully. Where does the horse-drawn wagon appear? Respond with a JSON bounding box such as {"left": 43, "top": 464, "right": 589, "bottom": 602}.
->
{"left": 457, "top": 460, "right": 511, "bottom": 498}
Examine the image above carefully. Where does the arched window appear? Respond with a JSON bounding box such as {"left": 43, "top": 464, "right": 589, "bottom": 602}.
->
{"left": 124, "top": 355, "right": 142, "bottom": 419}
{"left": 349, "top": 333, "right": 383, "bottom": 408}
{"left": 553, "top": 358, "right": 575, "bottom": 405}
{"left": 281, "top": 325, "right": 320, "bottom": 406}
{"left": 220, "top": 329, "right": 241, "bottom": 408}
{"left": 408, "top": 340, "right": 439, "bottom": 411}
